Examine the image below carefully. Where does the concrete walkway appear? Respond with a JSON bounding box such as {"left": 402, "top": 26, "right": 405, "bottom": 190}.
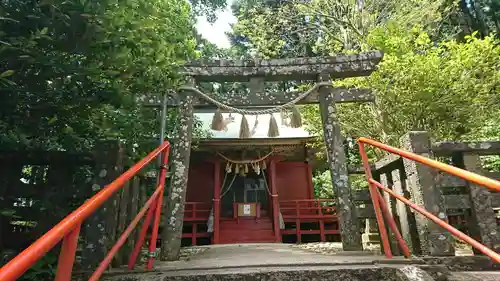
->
{"left": 149, "top": 243, "right": 413, "bottom": 272}
{"left": 102, "top": 244, "right": 433, "bottom": 281}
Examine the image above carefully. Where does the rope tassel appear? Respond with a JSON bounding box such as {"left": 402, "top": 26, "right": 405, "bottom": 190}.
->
{"left": 239, "top": 115, "right": 250, "bottom": 138}
{"left": 290, "top": 105, "right": 302, "bottom": 128}
{"left": 268, "top": 114, "right": 280, "bottom": 138}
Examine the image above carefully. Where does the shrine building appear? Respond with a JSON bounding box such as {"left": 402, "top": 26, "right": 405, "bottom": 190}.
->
{"left": 181, "top": 113, "right": 339, "bottom": 245}
{"left": 161, "top": 53, "right": 383, "bottom": 249}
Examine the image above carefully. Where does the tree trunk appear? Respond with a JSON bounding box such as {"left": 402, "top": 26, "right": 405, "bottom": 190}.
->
{"left": 160, "top": 92, "right": 194, "bottom": 261}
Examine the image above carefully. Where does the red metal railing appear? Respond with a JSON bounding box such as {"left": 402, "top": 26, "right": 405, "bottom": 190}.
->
{"left": 279, "top": 199, "right": 339, "bottom": 242}
{"left": 279, "top": 199, "right": 336, "bottom": 218}
{"left": 358, "top": 137, "right": 500, "bottom": 262}
{"left": 181, "top": 202, "right": 211, "bottom": 246}
{"left": 0, "top": 141, "right": 171, "bottom": 281}
{"left": 184, "top": 202, "right": 211, "bottom": 221}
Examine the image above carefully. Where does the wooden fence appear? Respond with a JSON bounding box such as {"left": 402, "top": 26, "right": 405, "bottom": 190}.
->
{"left": 0, "top": 141, "right": 157, "bottom": 270}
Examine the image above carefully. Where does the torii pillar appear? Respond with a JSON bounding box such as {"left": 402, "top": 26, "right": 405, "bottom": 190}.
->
{"left": 318, "top": 73, "right": 362, "bottom": 251}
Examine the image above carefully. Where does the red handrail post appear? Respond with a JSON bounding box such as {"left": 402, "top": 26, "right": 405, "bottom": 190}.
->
{"left": 54, "top": 223, "right": 81, "bottom": 281}
{"left": 358, "top": 143, "right": 393, "bottom": 258}
{"left": 146, "top": 146, "right": 170, "bottom": 269}
{"left": 375, "top": 190, "right": 411, "bottom": 258}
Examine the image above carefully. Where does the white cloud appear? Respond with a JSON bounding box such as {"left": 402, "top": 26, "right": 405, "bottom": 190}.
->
{"left": 195, "top": 1, "right": 236, "bottom": 48}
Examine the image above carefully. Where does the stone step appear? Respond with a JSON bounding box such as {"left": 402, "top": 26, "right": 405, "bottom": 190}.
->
{"left": 446, "top": 271, "right": 500, "bottom": 281}
{"left": 102, "top": 264, "right": 432, "bottom": 281}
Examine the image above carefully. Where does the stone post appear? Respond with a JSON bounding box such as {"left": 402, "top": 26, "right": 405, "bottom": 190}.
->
{"left": 318, "top": 73, "right": 362, "bottom": 251}
{"left": 160, "top": 78, "right": 194, "bottom": 261}
{"left": 399, "top": 131, "right": 454, "bottom": 256}
{"left": 379, "top": 172, "right": 401, "bottom": 255}
{"left": 391, "top": 167, "right": 420, "bottom": 254}
{"left": 462, "top": 153, "right": 500, "bottom": 253}
{"left": 81, "top": 140, "right": 124, "bottom": 269}
{"left": 362, "top": 218, "right": 380, "bottom": 248}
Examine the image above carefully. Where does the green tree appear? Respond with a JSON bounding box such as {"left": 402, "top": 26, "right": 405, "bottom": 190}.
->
{"left": 0, "top": 0, "right": 221, "bottom": 272}
{"left": 231, "top": 0, "right": 450, "bottom": 58}
{"left": 0, "top": 0, "right": 201, "bottom": 153}
{"left": 230, "top": 0, "right": 499, "bottom": 163}
{"left": 303, "top": 27, "right": 499, "bottom": 160}
{"left": 339, "top": 27, "right": 500, "bottom": 144}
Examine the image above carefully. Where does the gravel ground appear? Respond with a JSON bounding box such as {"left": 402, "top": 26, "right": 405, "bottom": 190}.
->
{"left": 138, "top": 246, "right": 208, "bottom": 264}
{"left": 292, "top": 242, "right": 381, "bottom": 255}
{"left": 294, "top": 241, "right": 474, "bottom": 257}
{"left": 179, "top": 247, "right": 208, "bottom": 260}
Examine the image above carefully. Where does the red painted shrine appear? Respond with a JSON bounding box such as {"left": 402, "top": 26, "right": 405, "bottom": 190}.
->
{"left": 181, "top": 137, "right": 339, "bottom": 246}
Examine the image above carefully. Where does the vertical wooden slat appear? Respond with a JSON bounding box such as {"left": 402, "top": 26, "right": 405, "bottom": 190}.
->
{"left": 295, "top": 201, "right": 301, "bottom": 243}
{"left": 127, "top": 176, "right": 140, "bottom": 261}
{"left": 81, "top": 140, "right": 124, "bottom": 270}
{"left": 115, "top": 181, "right": 130, "bottom": 266}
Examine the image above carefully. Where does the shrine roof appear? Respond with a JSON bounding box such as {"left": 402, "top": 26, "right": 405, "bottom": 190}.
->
{"left": 197, "top": 113, "right": 313, "bottom": 139}
{"left": 196, "top": 137, "right": 315, "bottom": 150}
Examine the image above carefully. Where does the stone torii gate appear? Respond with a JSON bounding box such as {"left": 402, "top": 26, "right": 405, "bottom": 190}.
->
{"left": 161, "top": 52, "right": 383, "bottom": 260}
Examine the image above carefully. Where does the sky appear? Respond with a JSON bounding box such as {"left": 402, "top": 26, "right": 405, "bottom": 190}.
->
{"left": 194, "top": 1, "right": 236, "bottom": 48}
{"left": 193, "top": 2, "right": 312, "bottom": 139}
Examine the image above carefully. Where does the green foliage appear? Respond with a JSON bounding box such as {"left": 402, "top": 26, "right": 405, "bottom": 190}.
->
{"left": 338, "top": 27, "right": 500, "bottom": 146}
{"left": 312, "top": 170, "right": 334, "bottom": 198}
{"left": 303, "top": 26, "right": 499, "bottom": 163}
{"left": 231, "top": 0, "right": 449, "bottom": 58}
{"left": 313, "top": 170, "right": 369, "bottom": 199}
{"left": 191, "top": 0, "right": 228, "bottom": 22}
{"left": 0, "top": 0, "right": 204, "bottom": 153}
{"left": 229, "top": 0, "right": 500, "bottom": 169}
{"left": 20, "top": 253, "right": 57, "bottom": 281}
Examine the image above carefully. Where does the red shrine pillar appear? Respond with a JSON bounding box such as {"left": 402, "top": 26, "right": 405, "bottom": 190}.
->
{"left": 269, "top": 158, "right": 281, "bottom": 242}
{"left": 213, "top": 160, "right": 221, "bottom": 244}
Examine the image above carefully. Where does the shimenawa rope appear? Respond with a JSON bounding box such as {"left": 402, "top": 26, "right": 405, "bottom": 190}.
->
{"left": 178, "top": 82, "right": 330, "bottom": 116}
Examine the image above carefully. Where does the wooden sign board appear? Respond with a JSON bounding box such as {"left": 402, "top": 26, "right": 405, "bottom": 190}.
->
{"left": 237, "top": 203, "right": 257, "bottom": 217}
